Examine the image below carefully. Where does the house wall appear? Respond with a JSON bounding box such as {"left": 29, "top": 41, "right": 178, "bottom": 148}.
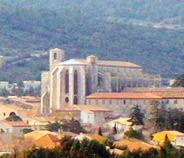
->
{"left": 86, "top": 98, "right": 184, "bottom": 116}
{"left": 175, "top": 136, "right": 184, "bottom": 144}
{"left": 13, "top": 126, "right": 31, "bottom": 137}
{"left": 0, "top": 123, "right": 13, "bottom": 134}
{"left": 81, "top": 111, "right": 94, "bottom": 125}
{"left": 86, "top": 98, "right": 156, "bottom": 116}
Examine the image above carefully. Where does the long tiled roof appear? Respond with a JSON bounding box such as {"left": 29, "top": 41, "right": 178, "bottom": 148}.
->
{"left": 74, "top": 59, "right": 141, "bottom": 68}
{"left": 123, "top": 87, "right": 184, "bottom": 99}
{"left": 123, "top": 87, "right": 184, "bottom": 92}
{"left": 86, "top": 92, "right": 162, "bottom": 99}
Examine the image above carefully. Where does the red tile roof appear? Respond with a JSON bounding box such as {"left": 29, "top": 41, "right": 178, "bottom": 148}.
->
{"left": 86, "top": 92, "right": 162, "bottom": 99}
{"left": 114, "top": 139, "right": 157, "bottom": 152}
{"left": 123, "top": 87, "right": 184, "bottom": 99}
{"left": 74, "top": 59, "right": 141, "bottom": 68}
{"left": 123, "top": 87, "right": 184, "bottom": 92}
{"left": 4, "top": 121, "right": 31, "bottom": 127}
{"left": 30, "top": 134, "right": 60, "bottom": 148}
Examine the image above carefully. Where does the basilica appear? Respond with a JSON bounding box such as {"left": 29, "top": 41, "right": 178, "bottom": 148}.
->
{"left": 41, "top": 48, "right": 161, "bottom": 114}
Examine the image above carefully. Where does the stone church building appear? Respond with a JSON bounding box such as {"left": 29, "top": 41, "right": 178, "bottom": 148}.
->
{"left": 41, "top": 48, "right": 161, "bottom": 114}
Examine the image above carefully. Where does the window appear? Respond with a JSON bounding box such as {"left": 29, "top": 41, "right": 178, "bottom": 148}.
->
{"left": 130, "top": 100, "right": 132, "bottom": 104}
{"left": 65, "top": 70, "right": 69, "bottom": 93}
{"left": 102, "top": 100, "right": 105, "bottom": 105}
{"left": 65, "top": 97, "right": 69, "bottom": 103}
{"left": 74, "top": 70, "right": 78, "bottom": 94}
{"left": 74, "top": 96, "right": 78, "bottom": 104}
{"left": 166, "top": 100, "right": 169, "bottom": 104}
{"left": 174, "top": 100, "right": 178, "bottom": 104}
{"left": 54, "top": 53, "right": 57, "bottom": 60}
{"left": 124, "top": 100, "right": 126, "bottom": 104}
{"left": 96, "top": 100, "right": 98, "bottom": 104}
{"left": 3, "top": 113, "right": 5, "bottom": 116}
{"left": 88, "top": 100, "right": 91, "bottom": 104}
{"left": 116, "top": 100, "right": 119, "bottom": 105}
{"left": 109, "top": 100, "right": 112, "bottom": 104}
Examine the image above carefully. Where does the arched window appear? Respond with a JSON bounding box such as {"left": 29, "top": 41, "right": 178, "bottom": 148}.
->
{"left": 9, "top": 112, "right": 16, "bottom": 117}
{"left": 74, "top": 96, "right": 78, "bottom": 104}
{"left": 74, "top": 70, "right": 78, "bottom": 94}
{"left": 65, "top": 70, "right": 69, "bottom": 93}
{"left": 54, "top": 53, "right": 57, "bottom": 60}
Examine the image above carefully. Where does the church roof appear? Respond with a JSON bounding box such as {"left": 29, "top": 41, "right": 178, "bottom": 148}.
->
{"left": 86, "top": 92, "right": 162, "bottom": 99}
{"left": 58, "top": 59, "right": 86, "bottom": 66}
{"left": 74, "top": 59, "right": 141, "bottom": 68}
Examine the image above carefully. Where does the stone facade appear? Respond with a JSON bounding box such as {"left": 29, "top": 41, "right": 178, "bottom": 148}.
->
{"left": 41, "top": 48, "right": 161, "bottom": 114}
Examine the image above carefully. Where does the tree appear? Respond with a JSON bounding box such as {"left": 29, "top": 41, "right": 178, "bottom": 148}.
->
{"left": 6, "top": 114, "right": 22, "bottom": 121}
{"left": 172, "top": 74, "right": 184, "bottom": 87}
{"left": 98, "top": 127, "right": 103, "bottom": 136}
{"left": 129, "top": 105, "right": 144, "bottom": 125}
{"left": 68, "top": 118, "right": 86, "bottom": 134}
{"left": 0, "top": 88, "right": 10, "bottom": 97}
{"left": 148, "top": 100, "right": 166, "bottom": 131}
{"left": 124, "top": 128, "right": 143, "bottom": 139}
{"left": 22, "top": 128, "right": 33, "bottom": 134}
{"left": 112, "top": 123, "right": 118, "bottom": 134}
{"left": 46, "top": 121, "right": 62, "bottom": 132}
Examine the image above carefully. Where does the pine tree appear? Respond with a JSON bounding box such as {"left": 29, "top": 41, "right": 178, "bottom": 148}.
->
{"left": 129, "top": 105, "right": 144, "bottom": 125}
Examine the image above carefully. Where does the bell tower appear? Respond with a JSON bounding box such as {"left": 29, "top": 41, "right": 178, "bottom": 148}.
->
{"left": 49, "top": 48, "right": 65, "bottom": 70}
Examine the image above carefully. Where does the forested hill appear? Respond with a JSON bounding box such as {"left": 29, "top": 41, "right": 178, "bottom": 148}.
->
{"left": 0, "top": 0, "right": 184, "bottom": 82}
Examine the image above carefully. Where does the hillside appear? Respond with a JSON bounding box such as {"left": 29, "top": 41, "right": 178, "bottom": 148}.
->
{"left": 0, "top": 0, "right": 184, "bottom": 82}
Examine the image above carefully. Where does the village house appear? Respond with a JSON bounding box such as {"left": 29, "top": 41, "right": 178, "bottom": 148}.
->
{"left": 105, "top": 117, "right": 133, "bottom": 133}
{"left": 86, "top": 92, "right": 162, "bottom": 116}
{"left": 0, "top": 103, "right": 29, "bottom": 120}
{"left": 152, "top": 130, "right": 184, "bottom": 147}
{"left": 0, "top": 121, "right": 31, "bottom": 137}
{"left": 86, "top": 87, "right": 184, "bottom": 116}
{"left": 56, "top": 105, "right": 113, "bottom": 126}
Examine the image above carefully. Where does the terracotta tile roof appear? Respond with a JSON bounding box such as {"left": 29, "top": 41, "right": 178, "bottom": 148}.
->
{"left": 59, "top": 105, "right": 113, "bottom": 112}
{"left": 114, "top": 139, "right": 156, "bottom": 152}
{"left": 30, "top": 134, "right": 60, "bottom": 148}
{"left": 123, "top": 87, "right": 184, "bottom": 99}
{"left": 74, "top": 59, "right": 141, "bottom": 68}
{"left": 123, "top": 87, "right": 184, "bottom": 92}
{"left": 24, "top": 130, "right": 60, "bottom": 141}
{"left": 86, "top": 92, "right": 162, "bottom": 99}
{"left": 80, "top": 133, "right": 106, "bottom": 141}
{"left": 4, "top": 121, "right": 31, "bottom": 127}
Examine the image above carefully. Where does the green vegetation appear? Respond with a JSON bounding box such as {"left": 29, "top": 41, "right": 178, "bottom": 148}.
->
{"left": 149, "top": 104, "right": 184, "bottom": 133}
{"left": 129, "top": 105, "right": 144, "bottom": 125}
{"left": 46, "top": 121, "right": 62, "bottom": 132}
{"left": 3, "top": 135, "right": 184, "bottom": 158}
{"left": 25, "top": 137, "right": 111, "bottom": 158}
{"left": 124, "top": 128, "right": 143, "bottom": 139}
{"left": 172, "top": 74, "right": 184, "bottom": 87}
{"left": 22, "top": 128, "right": 33, "bottom": 134}
{"left": 46, "top": 118, "right": 86, "bottom": 134}
{"left": 0, "top": 0, "right": 184, "bottom": 83}
{"left": 6, "top": 114, "right": 22, "bottom": 121}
